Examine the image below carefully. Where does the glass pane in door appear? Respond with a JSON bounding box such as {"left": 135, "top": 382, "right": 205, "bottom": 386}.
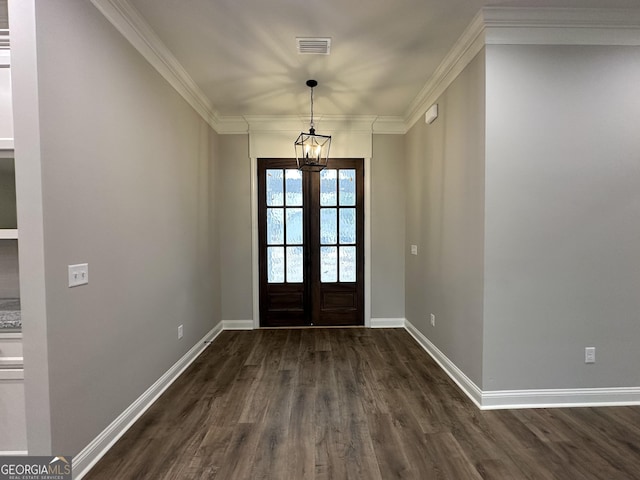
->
{"left": 266, "top": 169, "right": 284, "bottom": 206}
{"left": 339, "top": 247, "right": 356, "bottom": 282}
{"left": 339, "top": 208, "right": 356, "bottom": 244}
{"left": 286, "top": 208, "right": 303, "bottom": 244}
{"left": 320, "top": 208, "right": 337, "bottom": 244}
{"left": 320, "top": 246, "right": 337, "bottom": 283}
{"left": 285, "top": 169, "right": 303, "bottom": 206}
{"left": 339, "top": 169, "right": 356, "bottom": 206}
{"left": 287, "top": 246, "right": 303, "bottom": 283}
{"left": 267, "top": 247, "right": 285, "bottom": 283}
{"left": 267, "top": 208, "right": 284, "bottom": 244}
{"left": 320, "top": 169, "right": 337, "bottom": 206}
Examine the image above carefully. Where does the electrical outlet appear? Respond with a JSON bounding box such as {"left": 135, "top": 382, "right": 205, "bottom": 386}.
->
{"left": 178, "top": 325, "right": 184, "bottom": 339}
{"left": 585, "top": 347, "right": 595, "bottom": 364}
{"left": 68, "top": 263, "right": 89, "bottom": 287}
{"left": 430, "top": 313, "right": 436, "bottom": 327}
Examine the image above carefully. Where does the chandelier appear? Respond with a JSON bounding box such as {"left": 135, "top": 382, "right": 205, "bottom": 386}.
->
{"left": 294, "top": 80, "right": 331, "bottom": 172}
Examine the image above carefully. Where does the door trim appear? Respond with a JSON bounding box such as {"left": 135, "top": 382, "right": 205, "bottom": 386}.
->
{"left": 251, "top": 156, "right": 371, "bottom": 329}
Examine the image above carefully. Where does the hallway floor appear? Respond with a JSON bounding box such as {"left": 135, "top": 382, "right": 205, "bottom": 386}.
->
{"left": 85, "top": 328, "right": 640, "bottom": 479}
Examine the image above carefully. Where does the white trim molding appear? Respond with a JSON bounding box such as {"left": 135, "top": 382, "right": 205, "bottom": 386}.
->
{"left": 73, "top": 322, "right": 224, "bottom": 479}
{"left": 404, "top": 319, "right": 483, "bottom": 408}
{"left": 250, "top": 155, "right": 373, "bottom": 330}
{"left": 370, "top": 318, "right": 406, "bottom": 328}
{"left": 404, "top": 7, "right": 640, "bottom": 130}
{"left": 0, "top": 229, "right": 18, "bottom": 239}
{"left": 90, "top": 3, "right": 640, "bottom": 135}
{"left": 0, "top": 138, "right": 14, "bottom": 149}
{"left": 89, "top": 0, "right": 247, "bottom": 134}
{"left": 89, "top": 0, "right": 214, "bottom": 126}
{"left": 481, "top": 387, "right": 640, "bottom": 410}
{"left": 404, "top": 10, "right": 487, "bottom": 130}
{"left": 363, "top": 157, "right": 372, "bottom": 329}
{"left": 222, "top": 320, "right": 254, "bottom": 330}
{"left": 251, "top": 156, "right": 260, "bottom": 330}
{"left": 483, "top": 7, "right": 640, "bottom": 47}
{"left": 403, "top": 319, "right": 640, "bottom": 410}
{"left": 0, "top": 451, "right": 28, "bottom": 456}
{"left": 0, "top": 357, "right": 24, "bottom": 369}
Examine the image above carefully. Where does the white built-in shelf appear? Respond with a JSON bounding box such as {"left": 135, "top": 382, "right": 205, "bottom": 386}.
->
{"left": 0, "top": 229, "right": 18, "bottom": 239}
{"left": 0, "top": 357, "right": 23, "bottom": 368}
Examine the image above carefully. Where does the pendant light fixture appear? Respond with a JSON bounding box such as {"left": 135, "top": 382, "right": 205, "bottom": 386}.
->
{"left": 294, "top": 79, "right": 331, "bottom": 172}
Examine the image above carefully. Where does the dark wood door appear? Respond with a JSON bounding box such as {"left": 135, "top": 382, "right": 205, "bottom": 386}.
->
{"left": 258, "top": 158, "right": 364, "bottom": 327}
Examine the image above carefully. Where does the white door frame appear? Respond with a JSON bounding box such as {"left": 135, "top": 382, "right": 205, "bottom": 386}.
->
{"left": 251, "top": 156, "right": 371, "bottom": 329}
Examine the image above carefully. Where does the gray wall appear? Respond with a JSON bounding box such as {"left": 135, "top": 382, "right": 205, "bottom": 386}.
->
{"left": 218, "top": 134, "right": 253, "bottom": 321}
{"left": 484, "top": 45, "right": 640, "bottom": 390}
{"left": 21, "top": 0, "right": 221, "bottom": 455}
{"left": 404, "top": 50, "right": 486, "bottom": 387}
{"left": 371, "top": 135, "right": 405, "bottom": 319}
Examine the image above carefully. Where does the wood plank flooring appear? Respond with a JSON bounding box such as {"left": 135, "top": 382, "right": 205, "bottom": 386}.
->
{"left": 84, "top": 329, "right": 640, "bottom": 479}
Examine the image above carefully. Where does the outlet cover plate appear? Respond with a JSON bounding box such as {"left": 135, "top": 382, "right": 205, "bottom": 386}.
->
{"left": 68, "top": 263, "right": 89, "bottom": 287}
{"left": 585, "top": 347, "right": 595, "bottom": 364}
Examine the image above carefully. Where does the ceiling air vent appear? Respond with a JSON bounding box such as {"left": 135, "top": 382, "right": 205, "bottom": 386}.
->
{"left": 296, "top": 37, "right": 331, "bottom": 55}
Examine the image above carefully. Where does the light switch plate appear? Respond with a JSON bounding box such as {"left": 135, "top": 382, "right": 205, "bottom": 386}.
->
{"left": 411, "top": 245, "right": 418, "bottom": 255}
{"left": 68, "top": 263, "right": 89, "bottom": 287}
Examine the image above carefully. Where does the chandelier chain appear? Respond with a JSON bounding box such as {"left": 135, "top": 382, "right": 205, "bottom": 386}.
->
{"left": 309, "top": 85, "right": 315, "bottom": 130}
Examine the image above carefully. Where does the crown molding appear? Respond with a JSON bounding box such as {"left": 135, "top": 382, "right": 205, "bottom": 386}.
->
{"left": 214, "top": 116, "right": 249, "bottom": 134}
{"left": 89, "top": 0, "right": 403, "bottom": 135}
{"left": 403, "top": 6, "right": 640, "bottom": 131}
{"left": 404, "top": 10, "right": 486, "bottom": 130}
{"left": 372, "top": 116, "right": 408, "bottom": 134}
{"left": 482, "top": 7, "right": 640, "bottom": 46}
{"left": 244, "top": 115, "right": 379, "bottom": 134}
{"left": 482, "top": 6, "right": 640, "bottom": 28}
{"left": 91, "top": 2, "right": 640, "bottom": 135}
{"left": 90, "top": 0, "right": 220, "bottom": 128}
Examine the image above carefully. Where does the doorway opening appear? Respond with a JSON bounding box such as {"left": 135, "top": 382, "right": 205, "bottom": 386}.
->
{"left": 258, "top": 158, "right": 364, "bottom": 327}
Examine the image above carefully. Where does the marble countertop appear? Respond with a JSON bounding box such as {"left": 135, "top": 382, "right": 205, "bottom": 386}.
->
{"left": 0, "top": 298, "right": 21, "bottom": 329}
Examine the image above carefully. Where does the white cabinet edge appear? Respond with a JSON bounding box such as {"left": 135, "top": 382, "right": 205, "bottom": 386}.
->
{"left": 0, "top": 229, "right": 18, "bottom": 239}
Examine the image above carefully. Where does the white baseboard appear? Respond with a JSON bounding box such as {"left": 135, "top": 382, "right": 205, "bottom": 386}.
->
{"left": 0, "top": 451, "right": 28, "bottom": 456}
{"left": 222, "top": 319, "right": 254, "bottom": 330}
{"left": 370, "top": 318, "right": 406, "bottom": 328}
{"left": 404, "top": 319, "right": 483, "bottom": 408}
{"left": 73, "top": 322, "right": 224, "bottom": 479}
{"left": 481, "top": 387, "right": 640, "bottom": 410}
{"left": 403, "top": 319, "right": 640, "bottom": 410}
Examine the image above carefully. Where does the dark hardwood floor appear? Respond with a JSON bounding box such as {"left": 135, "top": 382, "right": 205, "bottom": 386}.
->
{"left": 84, "top": 328, "right": 640, "bottom": 479}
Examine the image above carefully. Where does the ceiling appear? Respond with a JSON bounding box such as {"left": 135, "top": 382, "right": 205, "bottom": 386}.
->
{"left": 127, "top": 0, "right": 640, "bottom": 120}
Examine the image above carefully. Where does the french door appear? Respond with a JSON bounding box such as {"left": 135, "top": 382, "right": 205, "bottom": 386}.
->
{"left": 258, "top": 158, "right": 364, "bottom": 327}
